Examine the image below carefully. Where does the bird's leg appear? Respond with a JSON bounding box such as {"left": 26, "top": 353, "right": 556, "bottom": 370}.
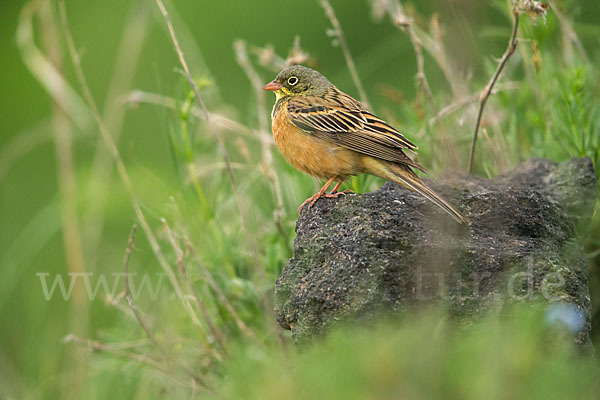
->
{"left": 330, "top": 181, "right": 343, "bottom": 193}
{"left": 298, "top": 177, "right": 336, "bottom": 214}
{"left": 329, "top": 181, "right": 354, "bottom": 195}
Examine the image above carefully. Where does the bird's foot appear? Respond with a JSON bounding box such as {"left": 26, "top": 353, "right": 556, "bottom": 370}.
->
{"left": 298, "top": 190, "right": 353, "bottom": 214}
{"left": 329, "top": 189, "right": 354, "bottom": 195}
{"left": 298, "top": 192, "right": 323, "bottom": 214}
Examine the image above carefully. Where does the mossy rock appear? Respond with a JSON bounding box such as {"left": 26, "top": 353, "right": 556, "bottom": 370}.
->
{"left": 274, "top": 158, "right": 596, "bottom": 349}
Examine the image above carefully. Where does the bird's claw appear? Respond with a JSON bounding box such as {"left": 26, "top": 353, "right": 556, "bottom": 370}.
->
{"left": 297, "top": 194, "right": 320, "bottom": 214}
{"left": 329, "top": 189, "right": 354, "bottom": 195}
{"left": 298, "top": 189, "right": 354, "bottom": 214}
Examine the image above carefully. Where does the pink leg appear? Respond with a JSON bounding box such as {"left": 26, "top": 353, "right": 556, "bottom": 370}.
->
{"left": 298, "top": 177, "right": 336, "bottom": 214}
{"left": 330, "top": 181, "right": 354, "bottom": 195}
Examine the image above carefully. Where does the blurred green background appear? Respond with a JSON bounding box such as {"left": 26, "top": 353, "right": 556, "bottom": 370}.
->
{"left": 1, "top": 0, "right": 599, "bottom": 398}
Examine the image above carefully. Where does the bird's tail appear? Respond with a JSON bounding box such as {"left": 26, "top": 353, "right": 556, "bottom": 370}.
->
{"left": 361, "top": 157, "right": 469, "bottom": 225}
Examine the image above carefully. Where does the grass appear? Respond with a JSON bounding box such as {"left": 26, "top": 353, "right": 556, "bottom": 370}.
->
{"left": 219, "top": 306, "right": 600, "bottom": 400}
{"left": 2, "top": 0, "right": 600, "bottom": 398}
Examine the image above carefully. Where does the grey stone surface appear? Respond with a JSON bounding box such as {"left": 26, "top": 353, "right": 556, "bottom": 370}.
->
{"left": 274, "top": 158, "right": 596, "bottom": 347}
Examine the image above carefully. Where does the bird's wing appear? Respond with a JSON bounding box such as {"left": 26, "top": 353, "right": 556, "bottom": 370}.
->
{"left": 286, "top": 90, "right": 424, "bottom": 171}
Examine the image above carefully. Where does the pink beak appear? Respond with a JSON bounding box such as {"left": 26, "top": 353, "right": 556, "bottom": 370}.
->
{"left": 263, "top": 80, "right": 283, "bottom": 91}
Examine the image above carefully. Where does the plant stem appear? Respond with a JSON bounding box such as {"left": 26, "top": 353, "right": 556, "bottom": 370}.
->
{"left": 468, "top": 10, "right": 520, "bottom": 173}
{"left": 321, "top": 0, "right": 370, "bottom": 108}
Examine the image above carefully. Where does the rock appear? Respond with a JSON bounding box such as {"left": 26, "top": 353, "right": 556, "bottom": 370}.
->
{"left": 274, "top": 158, "right": 596, "bottom": 348}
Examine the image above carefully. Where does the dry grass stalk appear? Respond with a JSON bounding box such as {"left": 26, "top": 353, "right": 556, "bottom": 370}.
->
{"left": 37, "top": 2, "right": 89, "bottom": 397}
{"left": 16, "top": 2, "right": 91, "bottom": 130}
{"left": 182, "top": 237, "right": 263, "bottom": 347}
{"left": 83, "top": 1, "right": 151, "bottom": 268}
{"left": 154, "top": 0, "right": 268, "bottom": 303}
{"left": 383, "top": 0, "right": 459, "bottom": 166}
{"left": 161, "top": 219, "right": 230, "bottom": 354}
{"left": 40, "top": 0, "right": 88, "bottom": 316}
{"left": 122, "top": 225, "right": 156, "bottom": 346}
{"left": 122, "top": 90, "right": 263, "bottom": 141}
{"left": 546, "top": 0, "right": 590, "bottom": 65}
{"left": 234, "top": 40, "right": 291, "bottom": 254}
{"left": 418, "top": 81, "right": 520, "bottom": 138}
{"left": 467, "top": 10, "right": 520, "bottom": 173}
{"left": 118, "top": 223, "right": 219, "bottom": 388}
{"left": 57, "top": 0, "right": 206, "bottom": 334}
{"left": 251, "top": 36, "right": 311, "bottom": 72}
{"left": 321, "top": 0, "right": 370, "bottom": 108}
{"left": 63, "top": 334, "right": 209, "bottom": 392}
{"left": 467, "top": 0, "right": 548, "bottom": 173}
{"left": 392, "top": 2, "right": 437, "bottom": 114}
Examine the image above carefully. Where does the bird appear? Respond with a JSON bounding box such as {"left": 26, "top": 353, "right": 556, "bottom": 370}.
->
{"left": 263, "top": 65, "right": 468, "bottom": 224}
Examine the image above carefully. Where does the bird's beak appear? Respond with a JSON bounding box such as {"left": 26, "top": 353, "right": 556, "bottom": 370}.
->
{"left": 263, "top": 80, "right": 282, "bottom": 91}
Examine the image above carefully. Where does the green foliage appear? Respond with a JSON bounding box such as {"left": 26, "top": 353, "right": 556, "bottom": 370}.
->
{"left": 220, "top": 307, "right": 600, "bottom": 400}
{"left": 550, "top": 67, "right": 599, "bottom": 166}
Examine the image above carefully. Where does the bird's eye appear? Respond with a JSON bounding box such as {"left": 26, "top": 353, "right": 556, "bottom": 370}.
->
{"left": 287, "top": 76, "right": 299, "bottom": 86}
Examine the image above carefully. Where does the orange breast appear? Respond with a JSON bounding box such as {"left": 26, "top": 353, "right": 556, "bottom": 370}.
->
{"left": 272, "top": 107, "right": 359, "bottom": 181}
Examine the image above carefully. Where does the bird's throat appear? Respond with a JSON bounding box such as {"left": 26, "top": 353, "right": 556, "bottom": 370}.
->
{"left": 272, "top": 92, "right": 290, "bottom": 119}
{"left": 275, "top": 87, "right": 294, "bottom": 101}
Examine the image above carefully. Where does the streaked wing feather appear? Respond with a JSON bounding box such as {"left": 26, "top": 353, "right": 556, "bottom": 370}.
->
{"left": 286, "top": 90, "right": 423, "bottom": 170}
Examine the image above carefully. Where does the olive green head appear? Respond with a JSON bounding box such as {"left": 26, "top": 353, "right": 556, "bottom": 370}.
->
{"left": 263, "top": 65, "right": 333, "bottom": 99}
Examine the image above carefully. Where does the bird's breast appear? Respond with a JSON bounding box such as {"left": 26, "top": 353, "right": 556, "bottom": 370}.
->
{"left": 272, "top": 107, "right": 358, "bottom": 181}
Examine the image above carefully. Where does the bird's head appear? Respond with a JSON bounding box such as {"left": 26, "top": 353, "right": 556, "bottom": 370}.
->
{"left": 263, "top": 65, "right": 332, "bottom": 100}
